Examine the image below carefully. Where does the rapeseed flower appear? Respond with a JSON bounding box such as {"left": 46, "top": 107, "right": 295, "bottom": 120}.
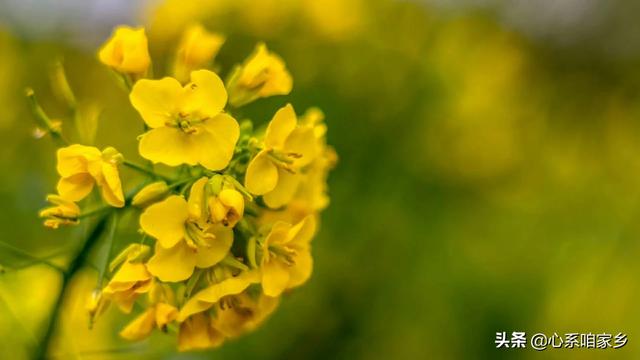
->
{"left": 130, "top": 70, "right": 239, "bottom": 170}
{"left": 226, "top": 43, "right": 292, "bottom": 107}
{"left": 35, "top": 23, "right": 335, "bottom": 353}
{"left": 98, "top": 26, "right": 151, "bottom": 76}
{"left": 245, "top": 104, "right": 317, "bottom": 208}
{"left": 260, "top": 216, "right": 315, "bottom": 297}
{"left": 56, "top": 144, "right": 125, "bottom": 207}
{"left": 39, "top": 194, "right": 80, "bottom": 229}
{"left": 174, "top": 23, "right": 225, "bottom": 82}
{"left": 140, "top": 178, "right": 233, "bottom": 282}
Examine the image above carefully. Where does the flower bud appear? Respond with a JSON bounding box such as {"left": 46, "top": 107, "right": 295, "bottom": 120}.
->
{"left": 132, "top": 181, "right": 170, "bottom": 207}
{"left": 226, "top": 43, "right": 292, "bottom": 107}
{"left": 98, "top": 26, "right": 151, "bottom": 76}
{"left": 39, "top": 194, "right": 80, "bottom": 229}
{"left": 174, "top": 24, "right": 225, "bottom": 82}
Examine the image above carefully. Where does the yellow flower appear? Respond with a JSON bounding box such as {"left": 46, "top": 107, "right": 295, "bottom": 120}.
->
{"left": 288, "top": 108, "right": 337, "bottom": 215}
{"left": 174, "top": 23, "right": 225, "bottom": 82}
{"left": 226, "top": 42, "right": 292, "bottom": 107}
{"left": 245, "top": 104, "right": 317, "bottom": 208}
{"left": 141, "top": 179, "right": 233, "bottom": 282}
{"left": 102, "top": 261, "right": 153, "bottom": 313}
{"left": 120, "top": 302, "right": 178, "bottom": 341}
{"left": 178, "top": 271, "right": 260, "bottom": 321}
{"left": 178, "top": 313, "right": 225, "bottom": 351}
{"left": 130, "top": 70, "right": 239, "bottom": 170}
{"left": 260, "top": 215, "right": 316, "bottom": 297}
{"left": 209, "top": 188, "right": 244, "bottom": 227}
{"left": 56, "top": 144, "right": 125, "bottom": 207}
{"left": 120, "top": 283, "right": 178, "bottom": 341}
{"left": 131, "top": 181, "right": 169, "bottom": 207}
{"left": 213, "top": 292, "right": 279, "bottom": 338}
{"left": 39, "top": 194, "right": 80, "bottom": 229}
{"left": 98, "top": 26, "right": 151, "bottom": 75}
{"left": 190, "top": 175, "right": 245, "bottom": 227}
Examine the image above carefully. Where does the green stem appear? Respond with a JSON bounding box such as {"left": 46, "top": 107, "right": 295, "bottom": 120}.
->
{"left": 33, "top": 214, "right": 110, "bottom": 359}
{"left": 0, "top": 241, "right": 65, "bottom": 273}
{"left": 77, "top": 206, "right": 111, "bottom": 219}
{"left": 25, "top": 88, "right": 69, "bottom": 146}
{"left": 97, "top": 212, "right": 118, "bottom": 289}
{"left": 122, "top": 160, "right": 172, "bottom": 181}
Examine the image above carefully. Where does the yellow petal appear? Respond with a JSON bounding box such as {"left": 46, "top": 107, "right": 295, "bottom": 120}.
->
{"left": 284, "top": 126, "right": 318, "bottom": 167}
{"left": 265, "top": 104, "right": 296, "bottom": 149}
{"left": 263, "top": 169, "right": 301, "bottom": 208}
{"left": 140, "top": 195, "right": 188, "bottom": 248}
{"left": 147, "top": 242, "right": 197, "bottom": 282}
{"left": 244, "top": 150, "right": 278, "bottom": 195}
{"left": 139, "top": 127, "right": 203, "bottom": 166}
{"left": 98, "top": 26, "right": 150, "bottom": 74}
{"left": 119, "top": 308, "right": 156, "bottom": 341}
{"left": 130, "top": 77, "right": 183, "bottom": 128}
{"left": 177, "top": 24, "right": 225, "bottom": 67}
{"left": 98, "top": 162, "right": 125, "bottom": 207}
{"left": 285, "top": 215, "right": 316, "bottom": 248}
{"left": 181, "top": 70, "right": 227, "bottom": 119}
{"left": 132, "top": 181, "right": 169, "bottom": 207}
{"left": 214, "top": 293, "right": 280, "bottom": 338}
{"left": 263, "top": 221, "right": 291, "bottom": 248}
{"left": 217, "top": 189, "right": 244, "bottom": 226}
{"left": 57, "top": 173, "right": 94, "bottom": 202}
{"left": 56, "top": 144, "right": 101, "bottom": 177}
{"left": 187, "top": 177, "right": 208, "bottom": 220}
{"left": 259, "top": 67, "right": 292, "bottom": 97}
{"left": 195, "top": 224, "right": 233, "bottom": 268}
{"left": 288, "top": 249, "right": 313, "bottom": 289}
{"left": 197, "top": 113, "right": 240, "bottom": 170}
{"left": 155, "top": 303, "right": 179, "bottom": 328}
{"left": 178, "top": 271, "right": 259, "bottom": 321}
{"left": 261, "top": 259, "right": 290, "bottom": 297}
{"left": 177, "top": 313, "right": 224, "bottom": 351}
{"left": 106, "top": 262, "right": 152, "bottom": 289}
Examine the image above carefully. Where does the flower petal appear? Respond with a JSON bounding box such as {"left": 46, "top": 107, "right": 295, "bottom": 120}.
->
{"left": 98, "top": 162, "right": 125, "bottom": 207}
{"left": 261, "top": 259, "right": 290, "bottom": 297}
{"left": 244, "top": 150, "right": 278, "bottom": 195}
{"left": 130, "top": 77, "right": 182, "bottom": 128}
{"left": 147, "top": 242, "right": 197, "bottom": 282}
{"left": 285, "top": 215, "right": 316, "bottom": 248}
{"left": 187, "top": 177, "right": 209, "bottom": 220}
{"left": 119, "top": 308, "right": 156, "bottom": 341}
{"left": 265, "top": 104, "right": 296, "bottom": 149}
{"left": 263, "top": 169, "right": 301, "bottom": 208}
{"left": 57, "top": 173, "right": 94, "bottom": 202}
{"left": 181, "top": 70, "right": 227, "bottom": 118}
{"left": 288, "top": 250, "right": 313, "bottom": 289}
{"left": 177, "top": 313, "right": 225, "bottom": 351}
{"left": 195, "top": 224, "right": 233, "bottom": 268}
{"left": 197, "top": 113, "right": 240, "bottom": 170}
{"left": 140, "top": 195, "right": 188, "bottom": 248}
{"left": 56, "top": 144, "right": 101, "bottom": 177}
{"left": 285, "top": 126, "right": 318, "bottom": 167}
{"left": 178, "top": 271, "right": 259, "bottom": 321}
{"left": 263, "top": 221, "right": 291, "bottom": 248}
{"left": 139, "top": 127, "right": 200, "bottom": 166}
{"left": 155, "top": 303, "right": 179, "bottom": 328}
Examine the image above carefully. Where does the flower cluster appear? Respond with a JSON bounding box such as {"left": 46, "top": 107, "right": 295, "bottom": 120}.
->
{"left": 37, "top": 24, "right": 335, "bottom": 351}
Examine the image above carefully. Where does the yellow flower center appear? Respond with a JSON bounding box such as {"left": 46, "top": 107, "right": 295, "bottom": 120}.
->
{"left": 165, "top": 112, "right": 209, "bottom": 134}
{"left": 184, "top": 221, "right": 214, "bottom": 250}
{"left": 266, "top": 149, "right": 302, "bottom": 173}
{"left": 268, "top": 244, "right": 296, "bottom": 266}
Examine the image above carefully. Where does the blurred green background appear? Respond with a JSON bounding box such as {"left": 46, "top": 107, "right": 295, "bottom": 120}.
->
{"left": 2, "top": 0, "right": 640, "bottom": 358}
